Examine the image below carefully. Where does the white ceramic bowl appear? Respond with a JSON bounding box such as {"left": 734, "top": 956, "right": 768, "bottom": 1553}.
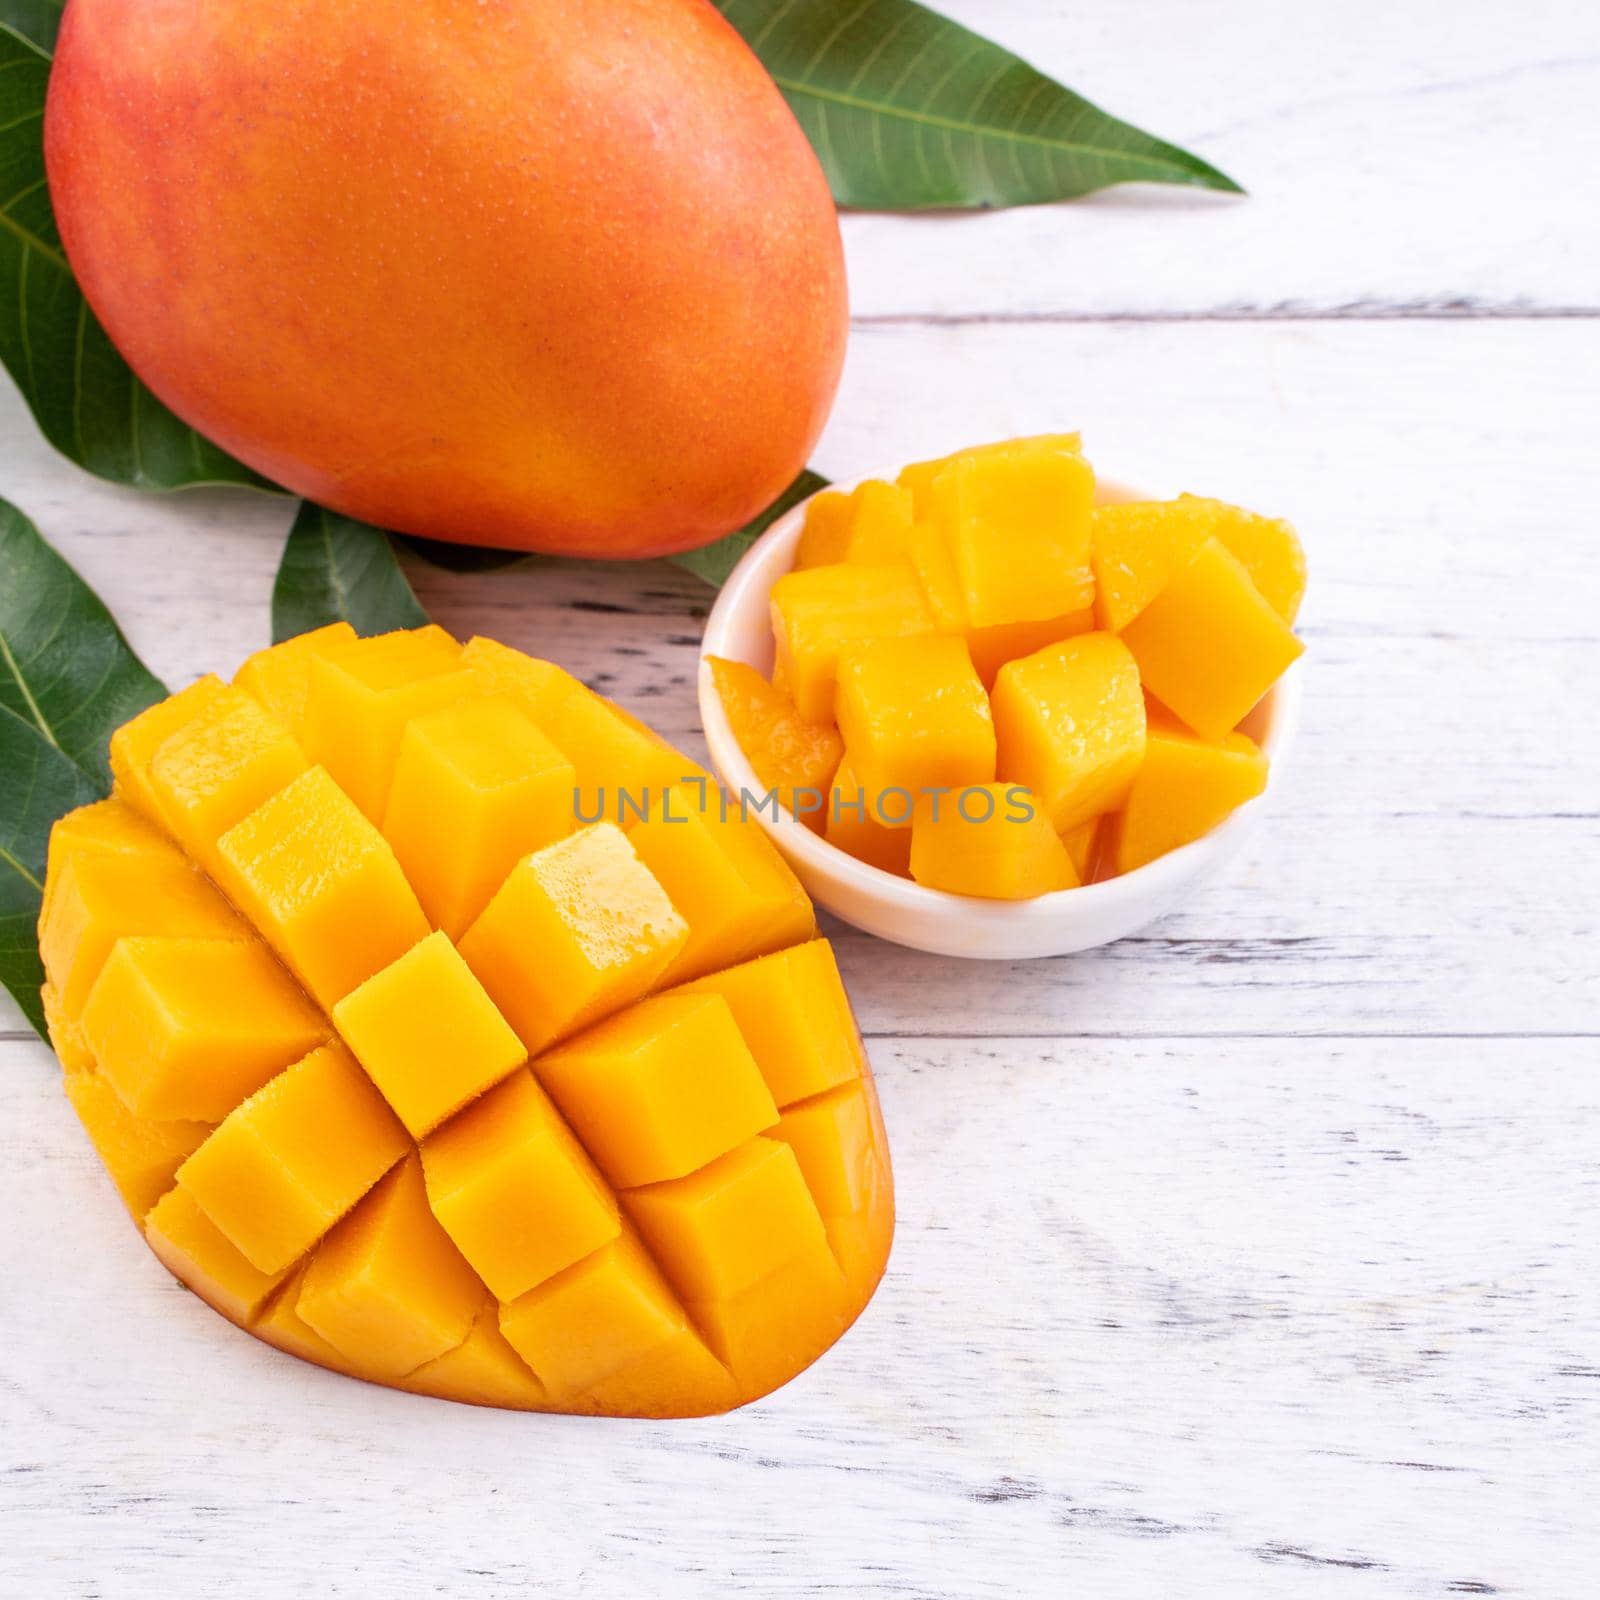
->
{"left": 697, "top": 475, "right": 1301, "bottom": 960}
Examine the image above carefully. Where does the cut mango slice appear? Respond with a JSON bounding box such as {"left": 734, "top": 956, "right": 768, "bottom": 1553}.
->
{"left": 992, "top": 632, "right": 1147, "bottom": 833}
{"left": 823, "top": 756, "right": 913, "bottom": 877}
{"left": 1181, "top": 496, "right": 1307, "bottom": 625}
{"left": 705, "top": 655, "right": 841, "bottom": 832}
{"left": 835, "top": 634, "right": 995, "bottom": 825}
{"left": 1121, "top": 539, "right": 1303, "bottom": 741}
{"left": 793, "top": 488, "right": 853, "bottom": 570}
{"left": 769, "top": 562, "right": 935, "bottom": 723}
{"left": 44, "top": 628, "right": 892, "bottom": 1417}
{"left": 896, "top": 432, "right": 1082, "bottom": 520}
{"left": 1104, "top": 713, "right": 1269, "bottom": 874}
{"left": 908, "top": 783, "right": 1079, "bottom": 900}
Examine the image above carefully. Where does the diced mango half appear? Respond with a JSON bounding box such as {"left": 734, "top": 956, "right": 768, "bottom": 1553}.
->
{"left": 704, "top": 656, "right": 841, "bottom": 832}
{"left": 770, "top": 562, "right": 935, "bottom": 723}
{"left": 44, "top": 628, "right": 892, "bottom": 1417}
{"left": 992, "top": 632, "right": 1147, "bottom": 833}
{"left": 908, "top": 784, "right": 1079, "bottom": 900}
{"left": 1121, "top": 539, "right": 1303, "bottom": 741}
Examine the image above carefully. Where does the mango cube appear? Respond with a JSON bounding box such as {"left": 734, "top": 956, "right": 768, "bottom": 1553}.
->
{"left": 421, "top": 1069, "right": 619, "bottom": 1302}
{"left": 109, "top": 675, "right": 228, "bottom": 824}
{"left": 42, "top": 982, "right": 93, "bottom": 1074}
{"left": 928, "top": 445, "right": 1094, "bottom": 628}
{"left": 253, "top": 1263, "right": 357, "bottom": 1377}
{"left": 302, "top": 627, "right": 473, "bottom": 820}
{"left": 897, "top": 432, "right": 1082, "bottom": 520}
{"left": 793, "top": 488, "right": 852, "bottom": 570}
{"left": 177, "top": 1042, "right": 409, "bottom": 1272}
{"left": 216, "top": 766, "right": 429, "bottom": 1010}
{"left": 333, "top": 930, "right": 526, "bottom": 1139}
{"left": 402, "top": 1299, "right": 547, "bottom": 1409}
{"left": 1121, "top": 539, "right": 1303, "bottom": 740}
{"left": 835, "top": 634, "right": 995, "bottom": 824}
{"left": 39, "top": 842, "right": 246, "bottom": 1019}
{"left": 769, "top": 562, "right": 935, "bottom": 723}
{"left": 382, "top": 697, "right": 576, "bottom": 939}
{"left": 461, "top": 634, "right": 583, "bottom": 725}
{"left": 297, "top": 1157, "right": 486, "bottom": 1380}
{"left": 1062, "top": 818, "right": 1103, "bottom": 883}
{"left": 824, "top": 756, "right": 913, "bottom": 877}
{"left": 83, "top": 937, "right": 327, "bottom": 1123}
{"left": 908, "top": 783, "right": 1079, "bottom": 900}
{"left": 1105, "top": 714, "right": 1269, "bottom": 874}
{"left": 64, "top": 1070, "right": 211, "bottom": 1221}
{"left": 676, "top": 938, "right": 865, "bottom": 1108}
{"left": 834, "top": 480, "right": 915, "bottom": 566}
{"left": 457, "top": 823, "right": 687, "bottom": 1054}
{"left": 43, "top": 798, "right": 181, "bottom": 924}
{"left": 629, "top": 794, "right": 815, "bottom": 986}
{"left": 147, "top": 684, "right": 309, "bottom": 872}
{"left": 498, "top": 1225, "right": 701, "bottom": 1398}
{"left": 232, "top": 622, "right": 358, "bottom": 739}
{"left": 625, "top": 1136, "right": 830, "bottom": 1304}
{"left": 992, "top": 632, "right": 1147, "bottom": 833}
{"left": 1181, "top": 495, "right": 1307, "bottom": 624}
{"left": 536, "top": 994, "right": 778, "bottom": 1189}
{"left": 965, "top": 608, "right": 1096, "bottom": 690}
{"left": 145, "top": 1186, "right": 287, "bottom": 1324}
{"left": 705, "top": 656, "right": 841, "bottom": 833}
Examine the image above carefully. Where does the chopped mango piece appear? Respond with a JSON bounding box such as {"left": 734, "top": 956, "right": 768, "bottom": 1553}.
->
{"left": 1121, "top": 539, "right": 1303, "bottom": 740}
{"left": 147, "top": 685, "right": 309, "bottom": 873}
{"left": 232, "top": 622, "right": 358, "bottom": 740}
{"left": 297, "top": 1157, "right": 486, "bottom": 1381}
{"left": 499, "top": 1225, "right": 704, "bottom": 1399}
{"left": 381, "top": 697, "right": 576, "bottom": 938}
{"left": 42, "top": 981, "right": 93, "bottom": 1074}
{"left": 705, "top": 656, "right": 841, "bottom": 833}
{"left": 302, "top": 628, "right": 473, "bottom": 820}
{"left": 177, "top": 1042, "right": 409, "bottom": 1273}
{"left": 625, "top": 1136, "right": 830, "bottom": 1304}
{"left": 536, "top": 994, "right": 778, "bottom": 1188}
{"left": 770, "top": 1078, "right": 894, "bottom": 1287}
{"left": 1061, "top": 818, "right": 1102, "bottom": 883}
{"left": 897, "top": 432, "right": 1083, "bottom": 520}
{"left": 908, "top": 783, "right": 1079, "bottom": 900}
{"left": 402, "top": 1298, "right": 547, "bottom": 1409}
{"left": 216, "top": 766, "right": 429, "bottom": 1010}
{"left": 992, "top": 632, "right": 1147, "bottom": 832}
{"left": 629, "top": 793, "right": 815, "bottom": 986}
{"left": 43, "top": 798, "right": 182, "bottom": 926}
{"left": 928, "top": 446, "right": 1095, "bottom": 628}
{"left": 457, "top": 824, "right": 688, "bottom": 1054}
{"left": 1091, "top": 498, "right": 1219, "bottom": 633}
{"left": 254, "top": 1264, "right": 358, "bottom": 1377}
{"left": 1180, "top": 495, "right": 1307, "bottom": 624}
{"left": 64, "top": 1070, "right": 211, "bottom": 1221}
{"left": 966, "top": 607, "right": 1096, "bottom": 690}
{"left": 83, "top": 937, "right": 327, "bottom": 1123}
{"left": 461, "top": 635, "right": 583, "bottom": 725}
{"left": 1105, "top": 715, "right": 1269, "bottom": 874}
{"left": 333, "top": 930, "right": 526, "bottom": 1139}
{"left": 421, "top": 1069, "right": 619, "bottom": 1303}
{"left": 834, "top": 480, "right": 915, "bottom": 566}
{"left": 39, "top": 841, "right": 247, "bottom": 1020}
{"left": 823, "top": 757, "right": 913, "bottom": 877}
{"left": 145, "top": 1185, "right": 287, "bottom": 1324}
{"left": 109, "top": 675, "right": 228, "bottom": 824}
{"left": 835, "top": 634, "right": 995, "bottom": 825}
{"left": 793, "top": 488, "right": 852, "bottom": 569}
{"left": 769, "top": 562, "right": 935, "bottom": 723}
{"left": 675, "top": 939, "right": 866, "bottom": 1109}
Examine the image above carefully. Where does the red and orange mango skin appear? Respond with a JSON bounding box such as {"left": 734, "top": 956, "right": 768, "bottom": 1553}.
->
{"left": 44, "top": 0, "right": 847, "bottom": 558}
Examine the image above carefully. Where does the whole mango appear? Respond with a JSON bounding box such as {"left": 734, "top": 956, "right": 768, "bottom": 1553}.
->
{"left": 44, "top": 0, "right": 847, "bottom": 557}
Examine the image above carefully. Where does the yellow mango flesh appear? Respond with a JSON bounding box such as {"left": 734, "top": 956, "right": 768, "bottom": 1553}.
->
{"left": 705, "top": 656, "right": 842, "bottom": 832}
{"left": 1121, "top": 539, "right": 1304, "bottom": 741}
{"left": 896, "top": 432, "right": 1083, "bottom": 520}
{"left": 824, "top": 755, "right": 913, "bottom": 877}
{"left": 40, "top": 627, "right": 892, "bottom": 1417}
{"left": 835, "top": 634, "right": 996, "bottom": 827}
{"left": 908, "top": 784, "right": 1079, "bottom": 900}
{"left": 793, "top": 489, "right": 853, "bottom": 570}
{"left": 992, "top": 632, "right": 1148, "bottom": 834}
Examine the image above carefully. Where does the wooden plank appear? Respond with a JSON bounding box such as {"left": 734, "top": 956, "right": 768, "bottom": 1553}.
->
{"left": 2, "top": 1034, "right": 1592, "bottom": 1595}
{"left": 841, "top": 0, "right": 1600, "bottom": 318}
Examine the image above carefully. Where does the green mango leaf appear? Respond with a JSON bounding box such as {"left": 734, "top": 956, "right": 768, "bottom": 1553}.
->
{"left": 0, "top": 495, "right": 165, "bottom": 789}
{"left": 716, "top": 0, "right": 1240, "bottom": 209}
{"left": 0, "top": 0, "right": 61, "bottom": 53}
{"left": 273, "top": 502, "right": 429, "bottom": 643}
{"left": 0, "top": 24, "right": 273, "bottom": 490}
{"left": 0, "top": 701, "right": 101, "bottom": 1038}
{"left": 669, "top": 468, "right": 828, "bottom": 589}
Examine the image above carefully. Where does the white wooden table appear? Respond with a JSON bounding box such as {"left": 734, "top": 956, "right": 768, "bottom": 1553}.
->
{"left": 3, "top": 3, "right": 1597, "bottom": 1594}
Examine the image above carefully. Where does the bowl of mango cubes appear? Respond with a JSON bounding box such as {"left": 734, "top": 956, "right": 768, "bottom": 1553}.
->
{"left": 698, "top": 433, "right": 1305, "bottom": 959}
